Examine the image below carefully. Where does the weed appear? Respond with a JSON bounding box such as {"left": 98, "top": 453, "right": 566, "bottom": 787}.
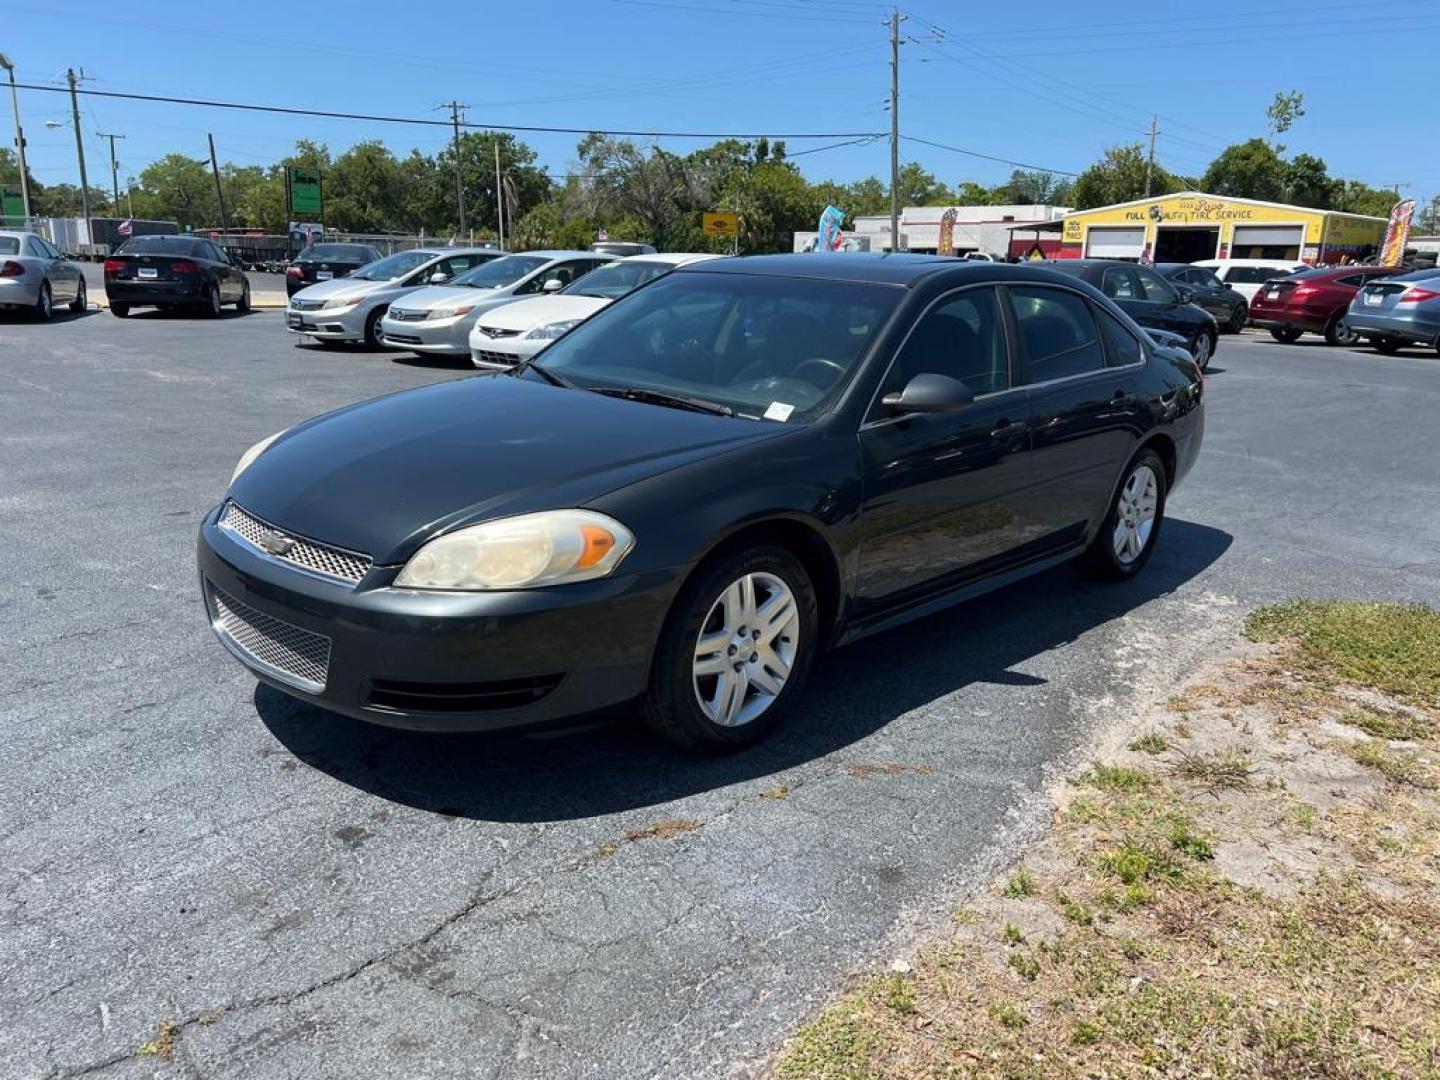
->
{"left": 138, "top": 1019, "right": 180, "bottom": 1060}
{"left": 1292, "top": 803, "right": 1318, "bottom": 829}
{"left": 1008, "top": 951, "right": 1040, "bottom": 980}
{"left": 1097, "top": 840, "right": 1186, "bottom": 887}
{"left": 624, "top": 818, "right": 699, "bottom": 843}
{"left": 1173, "top": 747, "right": 1255, "bottom": 789}
{"left": 875, "top": 973, "right": 915, "bottom": 1014}
{"left": 776, "top": 1002, "right": 886, "bottom": 1080}
{"left": 952, "top": 906, "right": 979, "bottom": 925}
{"left": 992, "top": 1000, "right": 1028, "bottom": 1029}
{"left": 1071, "top": 1020, "right": 1103, "bottom": 1045}
{"left": 1001, "top": 922, "right": 1025, "bottom": 944}
{"left": 1128, "top": 731, "right": 1169, "bottom": 754}
{"left": 1166, "top": 817, "right": 1215, "bottom": 861}
{"left": 1003, "top": 868, "right": 1038, "bottom": 899}
{"left": 1340, "top": 706, "right": 1435, "bottom": 742}
{"left": 1084, "top": 763, "right": 1153, "bottom": 793}
{"left": 1347, "top": 742, "right": 1436, "bottom": 789}
{"left": 759, "top": 785, "right": 790, "bottom": 800}
{"left": 1056, "top": 891, "right": 1095, "bottom": 926}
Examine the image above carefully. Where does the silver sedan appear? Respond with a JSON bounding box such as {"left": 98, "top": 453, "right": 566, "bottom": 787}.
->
{"left": 0, "top": 231, "right": 87, "bottom": 319}
{"left": 286, "top": 247, "right": 502, "bottom": 348}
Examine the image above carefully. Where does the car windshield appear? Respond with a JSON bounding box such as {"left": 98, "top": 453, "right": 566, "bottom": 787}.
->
{"left": 299, "top": 244, "right": 368, "bottom": 261}
{"left": 1224, "top": 266, "right": 1294, "bottom": 284}
{"left": 0, "top": 237, "right": 19, "bottom": 255}
{"left": 564, "top": 259, "right": 676, "bottom": 299}
{"left": 351, "top": 250, "right": 436, "bottom": 281}
{"left": 119, "top": 236, "right": 197, "bottom": 256}
{"left": 526, "top": 272, "right": 901, "bottom": 422}
{"left": 452, "top": 254, "right": 547, "bottom": 289}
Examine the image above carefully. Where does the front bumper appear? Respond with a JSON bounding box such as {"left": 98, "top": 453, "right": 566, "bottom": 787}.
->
{"left": 1346, "top": 308, "right": 1440, "bottom": 346}
{"left": 197, "top": 505, "right": 679, "bottom": 732}
{"left": 470, "top": 336, "right": 545, "bottom": 368}
{"left": 379, "top": 312, "right": 474, "bottom": 355}
{"left": 286, "top": 302, "right": 367, "bottom": 340}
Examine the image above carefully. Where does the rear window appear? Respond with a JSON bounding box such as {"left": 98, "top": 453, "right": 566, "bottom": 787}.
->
{"left": 118, "top": 236, "right": 198, "bottom": 256}
{"left": 299, "top": 244, "right": 370, "bottom": 261}
{"left": 1223, "top": 266, "right": 1293, "bottom": 284}
{"left": 0, "top": 237, "right": 19, "bottom": 255}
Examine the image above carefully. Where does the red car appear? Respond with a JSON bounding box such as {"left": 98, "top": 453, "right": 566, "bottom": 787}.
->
{"left": 1249, "top": 265, "right": 1398, "bottom": 346}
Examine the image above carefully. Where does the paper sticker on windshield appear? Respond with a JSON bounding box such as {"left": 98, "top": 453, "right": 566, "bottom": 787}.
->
{"left": 764, "top": 401, "right": 795, "bottom": 422}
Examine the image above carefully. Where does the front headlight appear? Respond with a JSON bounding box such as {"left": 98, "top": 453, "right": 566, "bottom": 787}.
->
{"left": 394, "top": 510, "right": 634, "bottom": 591}
{"left": 324, "top": 294, "right": 367, "bottom": 309}
{"left": 432, "top": 305, "right": 475, "bottom": 320}
{"left": 230, "top": 431, "right": 284, "bottom": 483}
{"left": 526, "top": 319, "right": 581, "bottom": 341}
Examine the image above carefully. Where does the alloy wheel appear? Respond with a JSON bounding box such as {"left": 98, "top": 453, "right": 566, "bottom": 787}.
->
{"left": 692, "top": 571, "right": 800, "bottom": 727}
{"left": 1191, "top": 332, "right": 1212, "bottom": 369}
{"left": 1112, "top": 465, "right": 1159, "bottom": 564}
{"left": 37, "top": 283, "right": 52, "bottom": 320}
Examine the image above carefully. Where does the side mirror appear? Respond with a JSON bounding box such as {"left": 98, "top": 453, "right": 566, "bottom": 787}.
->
{"left": 542, "top": 278, "right": 564, "bottom": 293}
{"left": 1173, "top": 285, "right": 1194, "bottom": 304}
{"left": 429, "top": 271, "right": 449, "bottom": 283}
{"left": 881, "top": 373, "right": 975, "bottom": 415}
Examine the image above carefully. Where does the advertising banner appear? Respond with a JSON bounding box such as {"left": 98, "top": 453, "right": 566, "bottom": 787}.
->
{"left": 1379, "top": 199, "right": 1416, "bottom": 267}
{"left": 937, "top": 208, "right": 958, "bottom": 257}
{"left": 287, "top": 167, "right": 323, "bottom": 217}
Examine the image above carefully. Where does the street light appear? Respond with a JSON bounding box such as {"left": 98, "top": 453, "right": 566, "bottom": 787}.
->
{"left": 0, "top": 51, "right": 32, "bottom": 222}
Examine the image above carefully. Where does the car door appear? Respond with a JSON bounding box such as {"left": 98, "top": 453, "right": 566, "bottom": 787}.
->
{"left": 854, "top": 285, "right": 1036, "bottom": 609}
{"left": 205, "top": 242, "right": 236, "bottom": 301}
{"left": 27, "top": 236, "right": 70, "bottom": 301}
{"left": 1009, "top": 285, "right": 1140, "bottom": 546}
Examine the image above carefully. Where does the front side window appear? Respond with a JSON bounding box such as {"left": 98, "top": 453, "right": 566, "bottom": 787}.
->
{"left": 879, "top": 287, "right": 1009, "bottom": 406}
{"left": 1010, "top": 286, "right": 1106, "bottom": 383}
{"left": 532, "top": 272, "right": 900, "bottom": 422}
{"left": 1102, "top": 266, "right": 1142, "bottom": 300}
{"left": 354, "top": 250, "right": 435, "bottom": 281}
{"left": 1191, "top": 267, "right": 1223, "bottom": 289}
{"left": 566, "top": 259, "right": 676, "bottom": 300}
{"left": 1136, "top": 267, "right": 1177, "bottom": 302}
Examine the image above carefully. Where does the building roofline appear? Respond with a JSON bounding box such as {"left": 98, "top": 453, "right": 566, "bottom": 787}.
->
{"left": 1062, "top": 190, "right": 1389, "bottom": 222}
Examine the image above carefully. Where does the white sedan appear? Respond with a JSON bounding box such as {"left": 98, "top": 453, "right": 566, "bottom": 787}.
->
{"left": 468, "top": 253, "right": 723, "bottom": 368}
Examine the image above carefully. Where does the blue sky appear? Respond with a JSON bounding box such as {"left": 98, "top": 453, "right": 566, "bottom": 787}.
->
{"left": 5, "top": 0, "right": 1436, "bottom": 204}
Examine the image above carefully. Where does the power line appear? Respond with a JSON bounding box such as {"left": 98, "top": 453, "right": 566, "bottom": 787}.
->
{"left": 901, "top": 135, "right": 1080, "bottom": 177}
{"left": 10, "top": 81, "right": 884, "bottom": 141}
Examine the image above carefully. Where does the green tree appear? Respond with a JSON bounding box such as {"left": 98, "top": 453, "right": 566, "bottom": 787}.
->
{"left": 953, "top": 180, "right": 1004, "bottom": 205}
{"left": 724, "top": 158, "right": 814, "bottom": 253}
{"left": 1333, "top": 179, "right": 1399, "bottom": 218}
{"left": 843, "top": 176, "right": 889, "bottom": 216}
{"left": 1071, "top": 144, "right": 1179, "bottom": 209}
{"left": 998, "top": 169, "right": 1071, "bottom": 206}
{"left": 434, "top": 131, "right": 551, "bottom": 237}
{"left": 223, "top": 165, "right": 283, "bottom": 230}
{"left": 1284, "top": 153, "right": 1334, "bottom": 209}
{"left": 1266, "top": 90, "right": 1305, "bottom": 150}
{"left": 1200, "top": 139, "right": 1287, "bottom": 202}
{"left": 129, "top": 154, "right": 216, "bottom": 228}
{"left": 324, "top": 140, "right": 405, "bottom": 233}
{"left": 894, "top": 161, "right": 949, "bottom": 206}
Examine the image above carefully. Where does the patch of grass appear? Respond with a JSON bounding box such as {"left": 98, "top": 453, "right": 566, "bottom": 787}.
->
{"left": 1347, "top": 741, "right": 1436, "bottom": 789}
{"left": 1002, "top": 868, "right": 1038, "bottom": 899}
{"left": 138, "top": 1019, "right": 180, "bottom": 1060}
{"left": 1291, "top": 803, "right": 1318, "bottom": 829}
{"left": 845, "top": 762, "right": 933, "bottom": 780}
{"left": 1245, "top": 600, "right": 1440, "bottom": 708}
{"left": 1007, "top": 951, "right": 1040, "bottom": 981}
{"left": 776, "top": 1002, "right": 886, "bottom": 1080}
{"left": 1071, "top": 1019, "right": 1103, "bottom": 1045}
{"left": 1084, "top": 763, "right": 1154, "bottom": 793}
{"left": 1166, "top": 693, "right": 1199, "bottom": 713}
{"left": 758, "top": 784, "right": 790, "bottom": 800}
{"left": 1166, "top": 817, "right": 1215, "bottom": 861}
{"left": 1128, "top": 731, "right": 1169, "bottom": 754}
{"left": 624, "top": 818, "right": 699, "bottom": 843}
{"left": 1056, "top": 891, "right": 1095, "bottom": 926}
{"left": 593, "top": 841, "right": 619, "bottom": 861}
{"left": 1096, "top": 839, "right": 1187, "bottom": 888}
{"left": 1173, "top": 747, "right": 1255, "bottom": 789}
{"left": 876, "top": 973, "right": 915, "bottom": 1015}
{"left": 1000, "top": 922, "right": 1025, "bottom": 944}
{"left": 1340, "top": 706, "right": 1435, "bottom": 742}
{"left": 991, "top": 1000, "right": 1027, "bottom": 1029}
{"left": 951, "top": 906, "right": 979, "bottom": 925}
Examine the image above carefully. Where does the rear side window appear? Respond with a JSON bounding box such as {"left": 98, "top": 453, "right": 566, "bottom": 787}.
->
{"left": 1136, "top": 267, "right": 1177, "bottom": 302}
{"left": 0, "top": 236, "right": 18, "bottom": 255}
{"left": 881, "top": 287, "right": 1009, "bottom": 403}
{"left": 1097, "top": 308, "right": 1144, "bottom": 367}
{"left": 1010, "top": 287, "right": 1106, "bottom": 383}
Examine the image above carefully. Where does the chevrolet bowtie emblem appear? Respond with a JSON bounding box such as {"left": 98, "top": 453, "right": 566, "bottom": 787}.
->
{"left": 259, "top": 529, "right": 296, "bottom": 557}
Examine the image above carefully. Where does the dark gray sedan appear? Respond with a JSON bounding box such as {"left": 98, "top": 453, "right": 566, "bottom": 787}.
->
{"left": 1156, "top": 262, "right": 1249, "bottom": 334}
{"left": 0, "top": 230, "right": 87, "bottom": 319}
{"left": 1346, "top": 270, "right": 1440, "bottom": 356}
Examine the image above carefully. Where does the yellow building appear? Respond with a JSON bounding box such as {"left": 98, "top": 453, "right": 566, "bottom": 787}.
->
{"left": 1056, "top": 191, "right": 1387, "bottom": 265}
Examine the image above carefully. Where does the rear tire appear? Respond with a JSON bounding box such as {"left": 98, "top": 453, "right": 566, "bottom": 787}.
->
{"left": 1269, "top": 326, "right": 1302, "bottom": 344}
{"left": 1324, "top": 315, "right": 1358, "bottom": 347}
{"left": 201, "top": 284, "right": 222, "bottom": 318}
{"left": 1077, "top": 449, "right": 1168, "bottom": 581}
{"left": 640, "top": 545, "right": 817, "bottom": 752}
{"left": 110, "top": 302, "right": 130, "bottom": 318}
{"left": 69, "top": 279, "right": 87, "bottom": 314}
{"left": 34, "top": 282, "right": 52, "bottom": 321}
{"left": 1225, "top": 303, "right": 1247, "bottom": 333}
{"left": 1189, "top": 329, "right": 1215, "bottom": 370}
{"left": 235, "top": 281, "right": 251, "bottom": 312}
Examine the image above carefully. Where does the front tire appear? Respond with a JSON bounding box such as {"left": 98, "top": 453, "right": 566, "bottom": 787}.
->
{"left": 1269, "top": 326, "right": 1302, "bottom": 344}
{"left": 235, "top": 280, "right": 251, "bottom": 312}
{"left": 363, "top": 307, "right": 386, "bottom": 349}
{"left": 1078, "top": 449, "right": 1168, "bottom": 581}
{"left": 1189, "top": 329, "right": 1215, "bottom": 370}
{"left": 1324, "top": 315, "right": 1358, "bottom": 347}
{"left": 69, "top": 279, "right": 87, "bottom": 314}
{"left": 201, "top": 284, "right": 222, "bottom": 318}
{"left": 1225, "top": 303, "right": 1247, "bottom": 333}
{"left": 640, "top": 545, "right": 817, "bottom": 751}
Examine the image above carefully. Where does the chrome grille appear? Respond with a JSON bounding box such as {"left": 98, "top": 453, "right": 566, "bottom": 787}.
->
{"left": 387, "top": 308, "right": 429, "bottom": 322}
{"left": 220, "top": 502, "right": 372, "bottom": 585}
{"left": 291, "top": 298, "right": 327, "bottom": 311}
{"left": 209, "top": 585, "right": 330, "bottom": 693}
{"left": 477, "top": 326, "right": 522, "bottom": 339}
{"left": 472, "top": 349, "right": 519, "bottom": 367}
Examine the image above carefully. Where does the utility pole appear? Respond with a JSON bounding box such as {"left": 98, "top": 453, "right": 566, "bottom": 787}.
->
{"left": 442, "top": 101, "right": 468, "bottom": 235}
{"left": 494, "top": 137, "right": 504, "bottom": 249}
{"left": 66, "top": 68, "right": 92, "bottom": 244}
{"left": 1144, "top": 114, "right": 1159, "bottom": 197}
{"left": 888, "top": 7, "right": 902, "bottom": 253}
{"left": 207, "top": 133, "right": 229, "bottom": 234}
{"left": 0, "top": 53, "right": 31, "bottom": 220}
{"left": 96, "top": 131, "right": 125, "bottom": 212}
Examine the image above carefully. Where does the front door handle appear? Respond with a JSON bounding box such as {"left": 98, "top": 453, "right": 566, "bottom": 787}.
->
{"left": 990, "top": 418, "right": 1028, "bottom": 444}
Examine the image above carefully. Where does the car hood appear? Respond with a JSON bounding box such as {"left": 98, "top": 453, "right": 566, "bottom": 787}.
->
{"left": 387, "top": 284, "right": 511, "bottom": 313}
{"left": 474, "top": 295, "right": 610, "bottom": 333}
{"left": 229, "top": 375, "right": 786, "bottom": 565}
{"left": 290, "top": 277, "right": 392, "bottom": 303}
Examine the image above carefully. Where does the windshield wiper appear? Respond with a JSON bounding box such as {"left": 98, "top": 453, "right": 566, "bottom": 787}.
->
{"left": 587, "top": 386, "right": 733, "bottom": 416}
{"left": 513, "top": 356, "right": 573, "bottom": 387}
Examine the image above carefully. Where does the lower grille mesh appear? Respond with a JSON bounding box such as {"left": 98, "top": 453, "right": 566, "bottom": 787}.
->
{"left": 210, "top": 586, "right": 331, "bottom": 692}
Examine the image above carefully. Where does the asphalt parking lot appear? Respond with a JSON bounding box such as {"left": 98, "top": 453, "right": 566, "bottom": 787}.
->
{"left": 3, "top": 310, "right": 1438, "bottom": 1079}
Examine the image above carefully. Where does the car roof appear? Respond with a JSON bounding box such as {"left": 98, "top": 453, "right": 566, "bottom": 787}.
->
{"left": 681, "top": 252, "right": 995, "bottom": 285}
{"left": 1194, "top": 258, "right": 1306, "bottom": 267}
{"left": 0, "top": 230, "right": 39, "bottom": 240}
{"left": 512, "top": 249, "right": 601, "bottom": 259}
{"left": 629, "top": 252, "right": 725, "bottom": 266}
